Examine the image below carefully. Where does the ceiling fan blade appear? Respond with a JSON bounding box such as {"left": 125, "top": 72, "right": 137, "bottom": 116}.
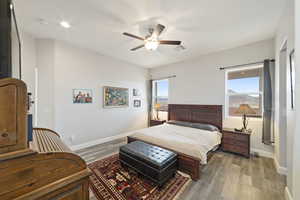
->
{"left": 159, "top": 40, "right": 182, "bottom": 45}
{"left": 123, "top": 32, "right": 145, "bottom": 41}
{"left": 154, "top": 24, "right": 166, "bottom": 36}
{"left": 131, "top": 44, "right": 145, "bottom": 51}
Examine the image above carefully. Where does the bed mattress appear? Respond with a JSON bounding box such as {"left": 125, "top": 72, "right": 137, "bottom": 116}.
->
{"left": 128, "top": 123, "right": 222, "bottom": 164}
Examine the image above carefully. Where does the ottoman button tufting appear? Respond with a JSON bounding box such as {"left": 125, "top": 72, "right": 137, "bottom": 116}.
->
{"left": 119, "top": 141, "right": 178, "bottom": 187}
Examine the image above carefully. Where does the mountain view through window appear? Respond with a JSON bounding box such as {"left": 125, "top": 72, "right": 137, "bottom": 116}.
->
{"left": 227, "top": 67, "right": 263, "bottom": 117}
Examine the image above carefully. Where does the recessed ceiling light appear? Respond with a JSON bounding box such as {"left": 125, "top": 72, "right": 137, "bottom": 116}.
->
{"left": 60, "top": 21, "right": 71, "bottom": 29}
{"left": 37, "top": 18, "right": 49, "bottom": 25}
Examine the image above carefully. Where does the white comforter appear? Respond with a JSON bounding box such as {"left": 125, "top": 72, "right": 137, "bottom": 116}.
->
{"left": 128, "top": 123, "right": 222, "bottom": 164}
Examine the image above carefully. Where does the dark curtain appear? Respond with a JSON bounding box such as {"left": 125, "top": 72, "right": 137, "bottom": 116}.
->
{"left": 148, "top": 80, "right": 153, "bottom": 127}
{"left": 262, "top": 59, "right": 275, "bottom": 145}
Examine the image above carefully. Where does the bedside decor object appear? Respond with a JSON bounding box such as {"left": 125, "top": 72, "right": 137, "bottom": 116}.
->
{"left": 222, "top": 128, "right": 251, "bottom": 158}
{"left": 103, "top": 86, "right": 129, "bottom": 108}
{"left": 73, "top": 89, "right": 93, "bottom": 104}
{"left": 133, "top": 99, "right": 141, "bottom": 107}
{"left": 235, "top": 104, "right": 256, "bottom": 132}
{"left": 154, "top": 103, "right": 161, "bottom": 120}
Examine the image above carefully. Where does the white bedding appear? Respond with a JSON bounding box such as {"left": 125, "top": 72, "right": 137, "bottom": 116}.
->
{"left": 128, "top": 123, "right": 222, "bottom": 164}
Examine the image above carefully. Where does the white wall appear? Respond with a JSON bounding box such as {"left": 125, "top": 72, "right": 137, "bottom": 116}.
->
{"left": 52, "top": 42, "right": 149, "bottom": 146}
{"left": 13, "top": 33, "right": 149, "bottom": 148}
{"left": 36, "top": 39, "right": 55, "bottom": 129}
{"left": 274, "top": 0, "right": 295, "bottom": 197}
{"left": 150, "top": 39, "right": 275, "bottom": 156}
{"left": 12, "top": 32, "right": 37, "bottom": 115}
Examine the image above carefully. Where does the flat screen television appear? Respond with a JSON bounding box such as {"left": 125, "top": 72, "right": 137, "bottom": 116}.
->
{"left": 11, "top": 0, "right": 22, "bottom": 80}
{"left": 0, "top": 0, "right": 12, "bottom": 78}
{"left": 0, "top": 0, "right": 21, "bottom": 79}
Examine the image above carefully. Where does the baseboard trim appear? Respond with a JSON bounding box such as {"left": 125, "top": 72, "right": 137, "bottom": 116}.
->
{"left": 70, "top": 133, "right": 129, "bottom": 151}
{"left": 274, "top": 157, "right": 288, "bottom": 175}
{"left": 285, "top": 186, "right": 293, "bottom": 200}
{"left": 250, "top": 148, "right": 274, "bottom": 158}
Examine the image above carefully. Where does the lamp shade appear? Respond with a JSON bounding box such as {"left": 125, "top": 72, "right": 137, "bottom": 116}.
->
{"left": 154, "top": 103, "right": 161, "bottom": 110}
{"left": 235, "top": 104, "right": 256, "bottom": 115}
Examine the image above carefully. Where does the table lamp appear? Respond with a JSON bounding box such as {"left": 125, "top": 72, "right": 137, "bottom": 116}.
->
{"left": 235, "top": 104, "right": 256, "bottom": 132}
{"left": 154, "top": 103, "right": 161, "bottom": 120}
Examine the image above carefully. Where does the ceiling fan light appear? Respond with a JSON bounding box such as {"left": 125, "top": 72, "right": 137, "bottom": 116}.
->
{"left": 145, "top": 39, "right": 159, "bottom": 51}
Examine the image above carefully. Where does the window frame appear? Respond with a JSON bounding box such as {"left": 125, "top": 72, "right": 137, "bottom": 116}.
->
{"left": 225, "top": 64, "right": 264, "bottom": 118}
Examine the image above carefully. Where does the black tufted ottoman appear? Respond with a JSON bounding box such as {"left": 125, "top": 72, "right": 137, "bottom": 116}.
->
{"left": 119, "top": 141, "right": 178, "bottom": 187}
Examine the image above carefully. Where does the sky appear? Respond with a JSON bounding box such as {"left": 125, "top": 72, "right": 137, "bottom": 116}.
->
{"left": 228, "top": 77, "right": 259, "bottom": 93}
{"left": 156, "top": 79, "right": 169, "bottom": 97}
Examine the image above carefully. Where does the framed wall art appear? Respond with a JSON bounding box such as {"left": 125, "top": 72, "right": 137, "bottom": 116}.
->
{"left": 133, "top": 88, "right": 141, "bottom": 97}
{"left": 103, "top": 86, "right": 129, "bottom": 108}
{"left": 133, "top": 99, "right": 141, "bottom": 108}
{"left": 73, "top": 89, "right": 93, "bottom": 104}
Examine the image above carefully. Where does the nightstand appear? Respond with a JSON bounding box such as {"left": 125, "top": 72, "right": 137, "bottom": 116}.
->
{"left": 222, "top": 128, "right": 251, "bottom": 158}
{"left": 150, "top": 120, "right": 166, "bottom": 127}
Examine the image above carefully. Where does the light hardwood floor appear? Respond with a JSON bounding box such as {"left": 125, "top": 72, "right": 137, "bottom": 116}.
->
{"left": 76, "top": 138, "right": 286, "bottom": 200}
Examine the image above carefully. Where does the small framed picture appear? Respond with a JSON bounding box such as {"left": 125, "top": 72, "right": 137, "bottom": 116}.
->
{"left": 289, "top": 49, "right": 295, "bottom": 109}
{"left": 133, "top": 100, "right": 141, "bottom": 108}
{"left": 133, "top": 88, "right": 140, "bottom": 97}
{"left": 73, "top": 89, "right": 93, "bottom": 104}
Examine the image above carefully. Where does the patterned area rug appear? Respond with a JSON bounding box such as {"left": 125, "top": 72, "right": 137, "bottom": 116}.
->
{"left": 88, "top": 154, "right": 191, "bottom": 200}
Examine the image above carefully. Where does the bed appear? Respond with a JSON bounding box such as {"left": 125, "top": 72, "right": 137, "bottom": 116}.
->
{"left": 127, "top": 104, "right": 223, "bottom": 181}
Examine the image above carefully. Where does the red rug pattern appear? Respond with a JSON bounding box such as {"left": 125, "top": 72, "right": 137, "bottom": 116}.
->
{"left": 88, "top": 154, "right": 191, "bottom": 200}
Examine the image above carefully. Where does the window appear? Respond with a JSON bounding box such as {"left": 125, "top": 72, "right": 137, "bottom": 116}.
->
{"left": 152, "top": 79, "right": 169, "bottom": 112}
{"left": 226, "top": 66, "right": 263, "bottom": 117}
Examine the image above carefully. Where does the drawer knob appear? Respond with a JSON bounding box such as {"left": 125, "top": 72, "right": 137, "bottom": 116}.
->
{"left": 1, "top": 133, "right": 8, "bottom": 138}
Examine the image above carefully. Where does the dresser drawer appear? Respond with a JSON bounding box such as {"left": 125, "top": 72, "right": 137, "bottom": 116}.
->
{"left": 222, "top": 129, "right": 250, "bottom": 158}
{"left": 222, "top": 144, "right": 249, "bottom": 156}
{"left": 222, "top": 131, "right": 249, "bottom": 142}
{"left": 222, "top": 137, "right": 248, "bottom": 147}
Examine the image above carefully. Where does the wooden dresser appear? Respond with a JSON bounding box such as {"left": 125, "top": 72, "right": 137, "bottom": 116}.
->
{"left": 150, "top": 120, "right": 166, "bottom": 127}
{"left": 0, "top": 78, "right": 91, "bottom": 200}
{"left": 222, "top": 128, "right": 251, "bottom": 158}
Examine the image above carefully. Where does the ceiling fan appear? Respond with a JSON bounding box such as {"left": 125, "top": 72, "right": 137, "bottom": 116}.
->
{"left": 123, "top": 24, "right": 182, "bottom": 51}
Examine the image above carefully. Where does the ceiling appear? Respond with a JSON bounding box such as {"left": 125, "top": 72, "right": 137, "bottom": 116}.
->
{"left": 14, "top": 0, "right": 286, "bottom": 68}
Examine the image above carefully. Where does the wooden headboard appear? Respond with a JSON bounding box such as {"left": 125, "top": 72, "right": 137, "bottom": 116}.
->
{"left": 168, "top": 104, "right": 223, "bottom": 131}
